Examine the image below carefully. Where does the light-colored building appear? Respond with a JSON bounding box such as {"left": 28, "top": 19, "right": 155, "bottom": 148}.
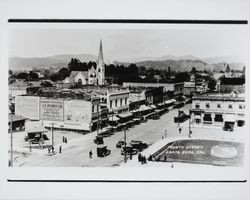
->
{"left": 106, "top": 89, "right": 130, "bottom": 114}
{"left": 190, "top": 93, "right": 245, "bottom": 129}
{"left": 15, "top": 94, "right": 103, "bottom": 132}
{"left": 65, "top": 40, "right": 105, "bottom": 85}
{"left": 123, "top": 82, "right": 174, "bottom": 93}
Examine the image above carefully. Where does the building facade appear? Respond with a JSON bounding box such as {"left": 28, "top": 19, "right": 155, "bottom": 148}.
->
{"left": 190, "top": 94, "right": 245, "bottom": 129}
{"left": 65, "top": 40, "right": 105, "bottom": 85}
{"left": 106, "top": 89, "right": 130, "bottom": 114}
{"left": 15, "top": 94, "right": 106, "bottom": 132}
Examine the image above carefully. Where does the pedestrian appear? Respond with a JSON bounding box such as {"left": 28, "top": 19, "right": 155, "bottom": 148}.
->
{"left": 179, "top": 127, "right": 182, "bottom": 134}
{"left": 130, "top": 151, "right": 132, "bottom": 160}
{"left": 171, "top": 164, "right": 174, "bottom": 168}
{"left": 144, "top": 156, "right": 147, "bottom": 164}
{"left": 48, "top": 146, "right": 51, "bottom": 154}
{"left": 89, "top": 150, "right": 93, "bottom": 158}
{"left": 29, "top": 143, "right": 32, "bottom": 152}
{"left": 138, "top": 153, "right": 142, "bottom": 162}
{"left": 65, "top": 137, "right": 68, "bottom": 144}
{"left": 164, "top": 155, "right": 167, "bottom": 162}
{"left": 148, "top": 154, "right": 153, "bottom": 161}
{"left": 51, "top": 146, "right": 54, "bottom": 153}
{"left": 59, "top": 145, "right": 62, "bottom": 154}
{"left": 62, "top": 136, "right": 65, "bottom": 143}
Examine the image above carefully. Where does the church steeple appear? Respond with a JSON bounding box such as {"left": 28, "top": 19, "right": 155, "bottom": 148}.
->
{"left": 97, "top": 40, "right": 104, "bottom": 64}
{"left": 96, "top": 40, "right": 105, "bottom": 85}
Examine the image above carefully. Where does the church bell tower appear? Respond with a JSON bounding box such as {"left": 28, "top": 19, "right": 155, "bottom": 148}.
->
{"left": 96, "top": 40, "right": 105, "bottom": 85}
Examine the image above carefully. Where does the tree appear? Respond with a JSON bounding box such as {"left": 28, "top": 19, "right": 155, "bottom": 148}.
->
{"left": 191, "top": 66, "right": 196, "bottom": 73}
{"left": 41, "top": 81, "right": 53, "bottom": 87}
{"left": 208, "top": 78, "right": 217, "bottom": 91}
{"left": 16, "top": 72, "right": 28, "bottom": 79}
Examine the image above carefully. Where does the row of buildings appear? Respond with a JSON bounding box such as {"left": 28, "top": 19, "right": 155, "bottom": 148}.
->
{"left": 9, "top": 41, "right": 246, "bottom": 133}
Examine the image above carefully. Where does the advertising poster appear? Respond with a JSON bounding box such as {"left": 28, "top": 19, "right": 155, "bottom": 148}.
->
{"left": 15, "top": 96, "right": 40, "bottom": 120}
{"left": 40, "top": 98, "right": 64, "bottom": 121}
{"left": 64, "top": 100, "right": 92, "bottom": 123}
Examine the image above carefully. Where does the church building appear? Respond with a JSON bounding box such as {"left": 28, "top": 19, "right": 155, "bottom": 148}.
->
{"left": 64, "top": 40, "right": 106, "bottom": 85}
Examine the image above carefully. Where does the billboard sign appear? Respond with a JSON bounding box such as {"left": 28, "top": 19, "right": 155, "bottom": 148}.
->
{"left": 40, "top": 98, "right": 64, "bottom": 121}
{"left": 15, "top": 96, "right": 40, "bottom": 120}
{"left": 64, "top": 100, "right": 92, "bottom": 123}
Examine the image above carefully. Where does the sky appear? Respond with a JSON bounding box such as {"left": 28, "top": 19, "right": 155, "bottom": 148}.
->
{"left": 9, "top": 25, "right": 248, "bottom": 62}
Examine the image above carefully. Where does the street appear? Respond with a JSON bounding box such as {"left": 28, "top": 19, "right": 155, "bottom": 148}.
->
{"left": 11, "top": 103, "right": 244, "bottom": 167}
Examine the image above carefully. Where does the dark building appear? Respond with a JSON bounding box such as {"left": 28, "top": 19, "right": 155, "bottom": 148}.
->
{"left": 220, "top": 77, "right": 245, "bottom": 93}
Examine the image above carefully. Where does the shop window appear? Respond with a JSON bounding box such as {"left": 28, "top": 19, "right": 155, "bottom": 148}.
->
{"left": 214, "top": 114, "right": 223, "bottom": 122}
{"left": 203, "top": 113, "right": 212, "bottom": 123}
{"left": 195, "top": 119, "right": 201, "bottom": 124}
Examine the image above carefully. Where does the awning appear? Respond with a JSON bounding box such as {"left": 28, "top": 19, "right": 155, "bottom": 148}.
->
{"left": 8, "top": 114, "right": 27, "bottom": 123}
{"left": 139, "top": 105, "right": 151, "bottom": 111}
{"left": 194, "top": 114, "right": 201, "bottom": 119}
{"left": 26, "top": 126, "right": 48, "bottom": 133}
{"left": 117, "top": 112, "right": 133, "bottom": 118}
{"left": 149, "top": 105, "right": 156, "bottom": 109}
{"left": 224, "top": 114, "right": 236, "bottom": 122}
{"left": 237, "top": 114, "right": 245, "bottom": 120}
{"left": 165, "top": 99, "right": 176, "bottom": 104}
{"left": 108, "top": 116, "right": 120, "bottom": 121}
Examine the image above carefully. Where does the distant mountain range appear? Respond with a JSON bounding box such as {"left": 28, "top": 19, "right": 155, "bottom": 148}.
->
{"left": 9, "top": 54, "right": 245, "bottom": 72}
{"left": 9, "top": 54, "right": 97, "bottom": 71}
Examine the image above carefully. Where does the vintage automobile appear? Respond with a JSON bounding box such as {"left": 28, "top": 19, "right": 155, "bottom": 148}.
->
{"left": 24, "top": 133, "right": 49, "bottom": 142}
{"left": 97, "top": 146, "right": 111, "bottom": 157}
{"left": 174, "top": 110, "right": 190, "bottom": 123}
{"left": 129, "top": 140, "right": 148, "bottom": 151}
{"left": 116, "top": 140, "right": 127, "bottom": 148}
{"left": 173, "top": 102, "right": 184, "bottom": 109}
{"left": 94, "top": 135, "right": 104, "bottom": 145}
{"left": 152, "top": 114, "right": 160, "bottom": 120}
{"left": 223, "top": 122, "right": 234, "bottom": 132}
{"left": 121, "top": 146, "right": 138, "bottom": 155}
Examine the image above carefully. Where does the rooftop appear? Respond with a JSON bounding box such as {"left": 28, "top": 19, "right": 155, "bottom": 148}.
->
{"left": 193, "top": 93, "right": 245, "bottom": 101}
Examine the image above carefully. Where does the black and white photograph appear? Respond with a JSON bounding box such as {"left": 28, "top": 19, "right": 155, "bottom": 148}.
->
{"left": 8, "top": 24, "right": 247, "bottom": 168}
{"left": 1, "top": 0, "right": 250, "bottom": 200}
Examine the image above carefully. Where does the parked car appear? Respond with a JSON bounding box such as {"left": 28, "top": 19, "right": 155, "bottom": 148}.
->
{"left": 130, "top": 140, "right": 148, "bottom": 151}
{"left": 116, "top": 140, "right": 126, "bottom": 148}
{"left": 223, "top": 123, "right": 234, "bottom": 132}
{"left": 152, "top": 114, "right": 160, "bottom": 120}
{"left": 173, "top": 102, "right": 184, "bottom": 109}
{"left": 174, "top": 110, "right": 189, "bottom": 123}
{"left": 97, "top": 146, "right": 111, "bottom": 157}
{"left": 94, "top": 136, "right": 104, "bottom": 145}
{"left": 121, "top": 146, "right": 138, "bottom": 155}
{"left": 25, "top": 133, "right": 49, "bottom": 142}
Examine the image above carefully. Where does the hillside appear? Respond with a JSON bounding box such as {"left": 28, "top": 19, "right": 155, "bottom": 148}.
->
{"left": 9, "top": 54, "right": 97, "bottom": 71}
{"left": 9, "top": 54, "right": 244, "bottom": 72}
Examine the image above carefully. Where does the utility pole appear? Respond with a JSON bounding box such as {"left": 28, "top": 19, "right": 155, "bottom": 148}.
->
{"left": 137, "top": 93, "right": 141, "bottom": 118}
{"left": 10, "top": 113, "right": 13, "bottom": 167}
{"left": 188, "top": 109, "right": 192, "bottom": 138}
{"left": 51, "top": 122, "right": 54, "bottom": 147}
{"left": 124, "top": 127, "right": 127, "bottom": 163}
{"left": 97, "top": 107, "right": 100, "bottom": 135}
